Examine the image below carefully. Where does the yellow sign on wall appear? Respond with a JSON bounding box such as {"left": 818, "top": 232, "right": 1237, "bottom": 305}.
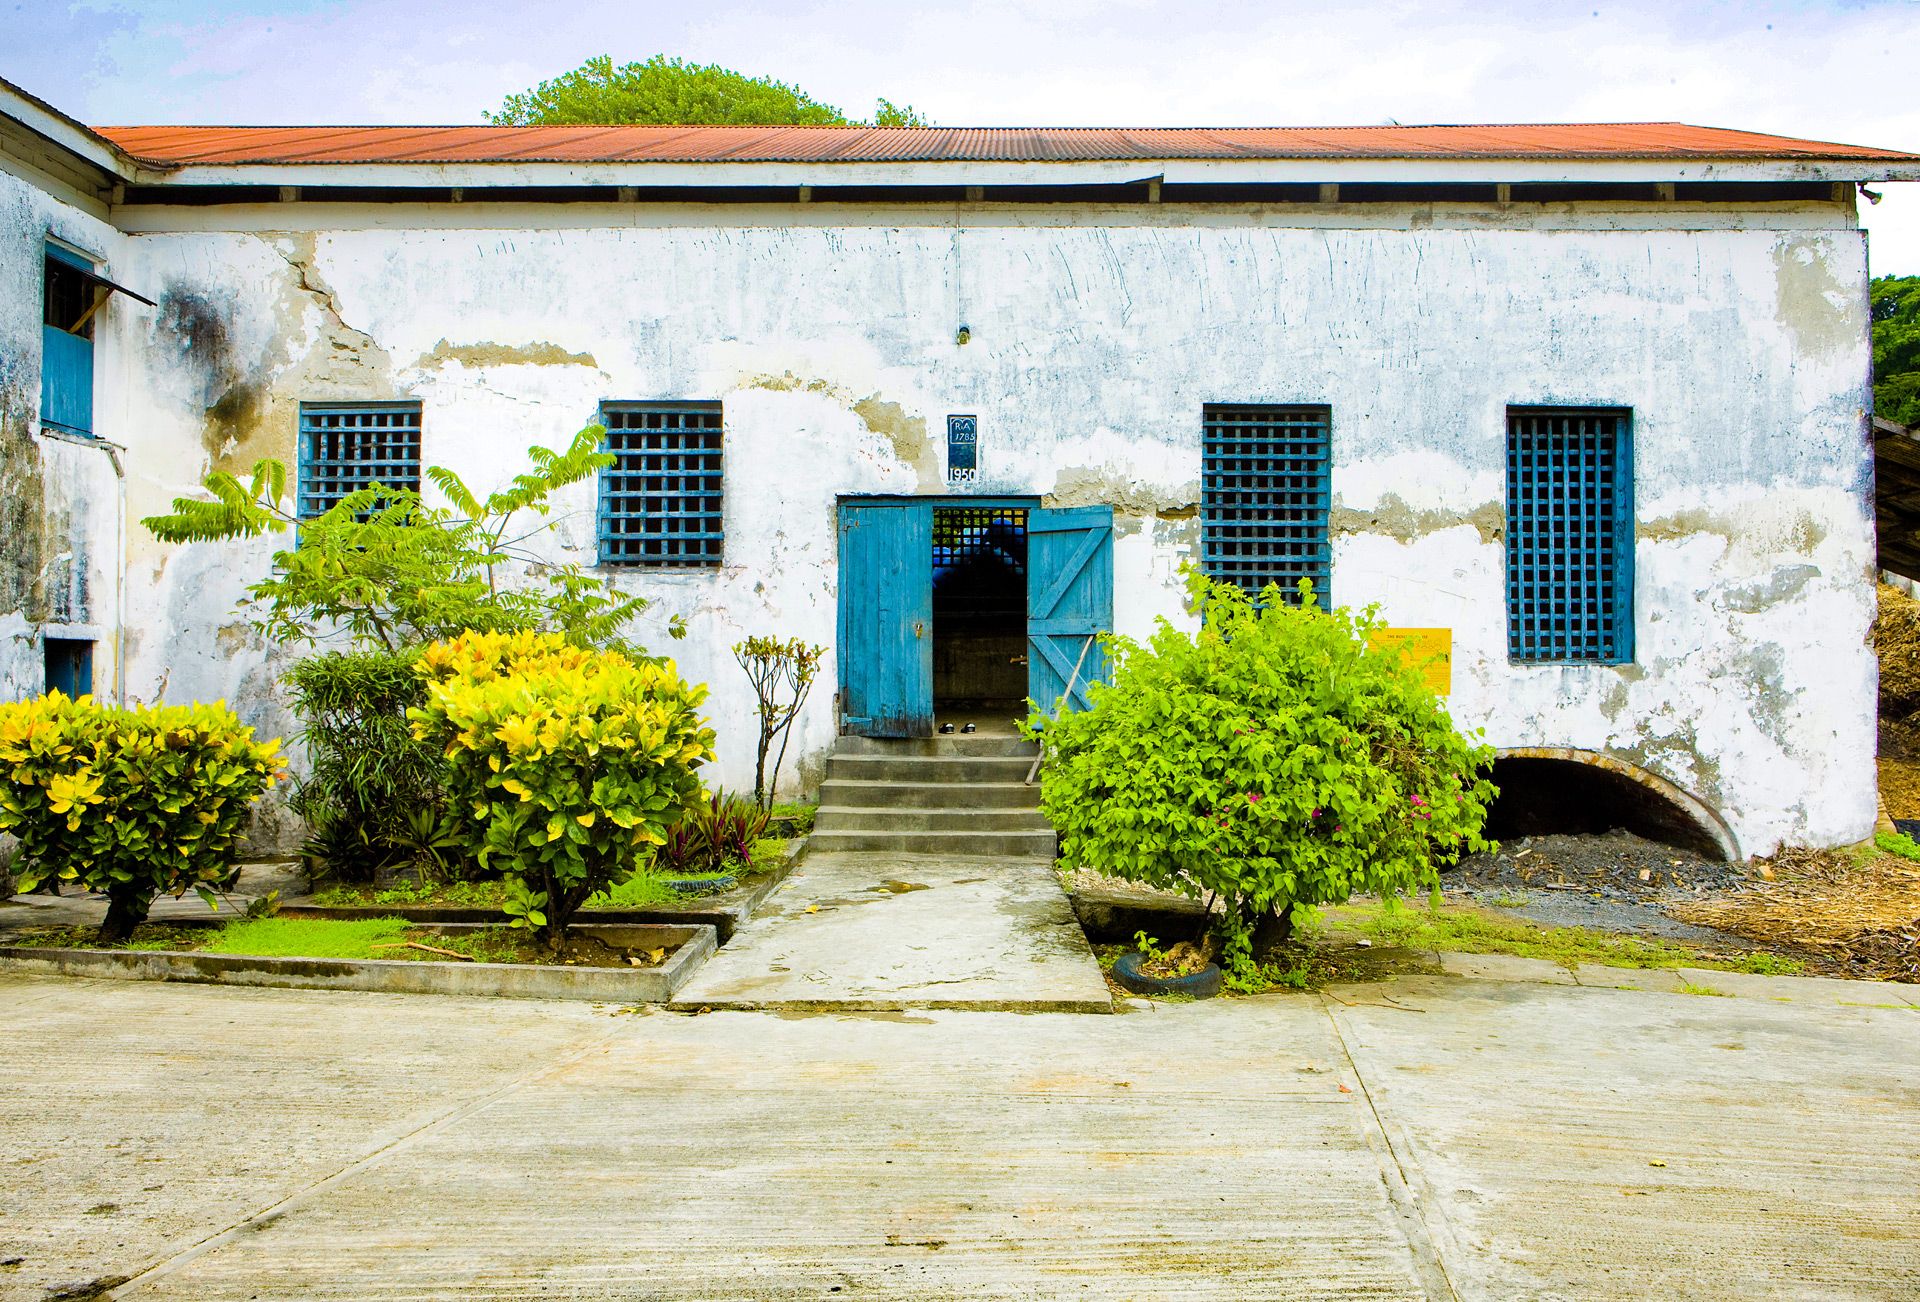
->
{"left": 1369, "top": 628, "right": 1452, "bottom": 695}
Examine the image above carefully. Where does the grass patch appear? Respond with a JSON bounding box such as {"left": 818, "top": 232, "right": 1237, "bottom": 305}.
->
{"left": 1678, "top": 980, "right": 1730, "bottom": 997}
{"left": 1874, "top": 829, "right": 1920, "bottom": 862}
{"left": 5, "top": 923, "right": 206, "bottom": 952}
{"left": 309, "top": 879, "right": 507, "bottom": 909}
{"left": 1336, "top": 898, "right": 1807, "bottom": 975}
{"left": 6, "top": 916, "right": 676, "bottom": 968}
{"left": 202, "top": 916, "right": 413, "bottom": 958}
{"left": 749, "top": 836, "right": 790, "bottom": 873}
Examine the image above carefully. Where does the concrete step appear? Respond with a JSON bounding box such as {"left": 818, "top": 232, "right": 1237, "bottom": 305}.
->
{"left": 815, "top": 779, "right": 1043, "bottom": 810}
{"left": 835, "top": 735, "right": 1038, "bottom": 759}
{"left": 824, "top": 753, "right": 1038, "bottom": 784}
{"left": 813, "top": 806, "right": 1053, "bottom": 834}
{"left": 806, "top": 829, "right": 1059, "bottom": 857}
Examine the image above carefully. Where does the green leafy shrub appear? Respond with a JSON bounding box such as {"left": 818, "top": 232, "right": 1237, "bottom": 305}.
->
{"left": 410, "top": 630, "right": 715, "bottom": 947}
{"left": 1031, "top": 575, "right": 1496, "bottom": 988}
{"left": 285, "top": 649, "right": 445, "bottom": 883}
{"left": 0, "top": 693, "right": 286, "bottom": 941}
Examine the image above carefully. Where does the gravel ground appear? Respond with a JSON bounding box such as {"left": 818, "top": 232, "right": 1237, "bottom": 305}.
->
{"left": 1447, "top": 829, "right": 1748, "bottom": 897}
{"left": 1441, "top": 830, "right": 1756, "bottom": 943}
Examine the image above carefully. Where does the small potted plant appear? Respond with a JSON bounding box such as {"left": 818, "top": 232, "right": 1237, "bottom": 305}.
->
{"left": 1111, "top": 929, "right": 1223, "bottom": 998}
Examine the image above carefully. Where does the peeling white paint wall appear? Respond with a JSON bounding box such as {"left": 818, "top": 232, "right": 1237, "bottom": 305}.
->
{"left": 5, "top": 192, "right": 1879, "bottom": 857}
{"left": 0, "top": 169, "right": 128, "bottom": 711}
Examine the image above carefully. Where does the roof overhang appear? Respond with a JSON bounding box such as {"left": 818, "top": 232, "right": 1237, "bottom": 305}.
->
{"left": 0, "top": 80, "right": 132, "bottom": 181}
{"left": 121, "top": 155, "right": 1920, "bottom": 190}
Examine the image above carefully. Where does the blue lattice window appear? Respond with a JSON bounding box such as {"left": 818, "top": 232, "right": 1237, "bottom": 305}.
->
{"left": 1201, "top": 404, "right": 1332, "bottom": 604}
{"left": 598, "top": 403, "right": 724, "bottom": 567}
{"left": 1505, "top": 407, "right": 1634, "bottom": 663}
{"left": 297, "top": 402, "right": 423, "bottom": 518}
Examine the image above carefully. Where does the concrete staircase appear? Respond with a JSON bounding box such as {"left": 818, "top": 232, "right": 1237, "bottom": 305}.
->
{"left": 811, "top": 735, "right": 1057, "bottom": 858}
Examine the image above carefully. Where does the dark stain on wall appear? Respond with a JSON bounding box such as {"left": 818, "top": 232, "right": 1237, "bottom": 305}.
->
{"left": 152, "top": 286, "right": 267, "bottom": 466}
{"left": 155, "top": 288, "right": 235, "bottom": 387}
{"left": 0, "top": 355, "right": 49, "bottom": 621}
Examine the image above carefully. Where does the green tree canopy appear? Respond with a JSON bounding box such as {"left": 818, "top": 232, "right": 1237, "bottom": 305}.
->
{"left": 1875, "top": 275, "right": 1920, "bottom": 429}
{"left": 487, "top": 55, "right": 929, "bottom": 128}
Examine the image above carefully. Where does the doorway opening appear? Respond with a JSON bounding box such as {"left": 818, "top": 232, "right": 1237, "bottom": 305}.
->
{"left": 932, "top": 506, "right": 1028, "bottom": 732}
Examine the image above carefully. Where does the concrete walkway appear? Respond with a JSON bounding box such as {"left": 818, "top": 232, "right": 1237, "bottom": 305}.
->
{"left": 1, "top": 965, "right": 1915, "bottom": 1299}
{"left": 672, "top": 851, "right": 1112, "bottom": 1012}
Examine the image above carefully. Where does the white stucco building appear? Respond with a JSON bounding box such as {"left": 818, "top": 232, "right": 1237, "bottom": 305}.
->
{"left": 3, "top": 78, "right": 1916, "bottom": 858}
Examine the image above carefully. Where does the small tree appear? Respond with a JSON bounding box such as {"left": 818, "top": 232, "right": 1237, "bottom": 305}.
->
{"left": 0, "top": 694, "right": 285, "bottom": 942}
{"left": 1031, "top": 574, "right": 1496, "bottom": 987}
{"left": 141, "top": 424, "right": 659, "bottom": 651}
{"left": 733, "top": 636, "right": 824, "bottom": 810}
{"left": 410, "top": 631, "right": 714, "bottom": 948}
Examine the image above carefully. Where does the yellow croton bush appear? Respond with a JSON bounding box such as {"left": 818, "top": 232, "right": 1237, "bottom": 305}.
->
{"left": 0, "top": 693, "right": 285, "bottom": 940}
{"left": 409, "top": 630, "right": 715, "bottom": 944}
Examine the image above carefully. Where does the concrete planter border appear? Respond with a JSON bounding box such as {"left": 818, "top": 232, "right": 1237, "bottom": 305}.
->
{"left": 0, "top": 922, "right": 718, "bottom": 1003}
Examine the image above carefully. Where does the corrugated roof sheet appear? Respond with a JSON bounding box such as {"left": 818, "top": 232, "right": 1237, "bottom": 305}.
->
{"left": 93, "top": 122, "right": 1920, "bottom": 167}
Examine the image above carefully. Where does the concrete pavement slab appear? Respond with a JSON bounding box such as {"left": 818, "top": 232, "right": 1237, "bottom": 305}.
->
{"left": 1324, "top": 975, "right": 1920, "bottom": 1300}
{"left": 672, "top": 851, "right": 1113, "bottom": 1012}
{"left": 79, "top": 997, "right": 1430, "bottom": 1301}
{"left": 0, "top": 976, "right": 611, "bottom": 1302}
{"left": 4, "top": 965, "right": 1917, "bottom": 1299}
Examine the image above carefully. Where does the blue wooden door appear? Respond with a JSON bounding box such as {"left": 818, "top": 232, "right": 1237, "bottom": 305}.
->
{"left": 838, "top": 501, "right": 934, "bottom": 737}
{"left": 1027, "top": 506, "right": 1114, "bottom": 714}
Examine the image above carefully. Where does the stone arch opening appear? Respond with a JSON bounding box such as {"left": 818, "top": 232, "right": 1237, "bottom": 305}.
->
{"left": 1485, "top": 747, "right": 1739, "bottom": 862}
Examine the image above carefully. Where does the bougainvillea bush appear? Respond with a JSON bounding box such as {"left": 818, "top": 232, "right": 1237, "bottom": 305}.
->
{"left": 1030, "top": 575, "right": 1496, "bottom": 987}
{"left": 0, "top": 694, "right": 286, "bottom": 941}
{"left": 410, "top": 631, "right": 715, "bottom": 947}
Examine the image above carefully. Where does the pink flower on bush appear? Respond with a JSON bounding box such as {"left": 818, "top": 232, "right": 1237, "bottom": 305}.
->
{"left": 1246, "top": 792, "right": 1260, "bottom": 804}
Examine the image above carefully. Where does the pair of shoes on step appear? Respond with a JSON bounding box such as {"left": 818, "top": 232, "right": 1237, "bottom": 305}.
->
{"left": 938, "top": 723, "right": 978, "bottom": 734}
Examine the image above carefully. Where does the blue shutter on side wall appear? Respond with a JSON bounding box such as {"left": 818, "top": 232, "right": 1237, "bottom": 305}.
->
{"left": 39, "top": 326, "right": 93, "bottom": 437}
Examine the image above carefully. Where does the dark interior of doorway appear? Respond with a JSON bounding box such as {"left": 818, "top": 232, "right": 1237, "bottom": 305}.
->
{"left": 933, "top": 507, "right": 1027, "bottom": 729}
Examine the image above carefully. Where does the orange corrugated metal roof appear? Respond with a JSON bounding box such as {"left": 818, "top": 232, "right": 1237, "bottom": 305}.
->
{"left": 93, "top": 122, "right": 1920, "bottom": 166}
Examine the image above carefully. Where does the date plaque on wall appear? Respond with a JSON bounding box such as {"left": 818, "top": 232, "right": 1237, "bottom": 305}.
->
{"left": 947, "top": 415, "right": 978, "bottom": 483}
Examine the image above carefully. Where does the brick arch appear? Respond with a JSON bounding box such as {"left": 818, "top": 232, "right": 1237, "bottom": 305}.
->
{"left": 1488, "top": 746, "right": 1740, "bottom": 862}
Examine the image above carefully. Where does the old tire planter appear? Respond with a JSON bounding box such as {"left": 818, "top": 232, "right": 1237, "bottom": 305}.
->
{"left": 1111, "top": 951, "right": 1223, "bottom": 999}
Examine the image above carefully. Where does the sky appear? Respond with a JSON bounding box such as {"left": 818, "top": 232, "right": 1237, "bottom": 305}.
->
{"left": 5, "top": 0, "right": 1918, "bottom": 272}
